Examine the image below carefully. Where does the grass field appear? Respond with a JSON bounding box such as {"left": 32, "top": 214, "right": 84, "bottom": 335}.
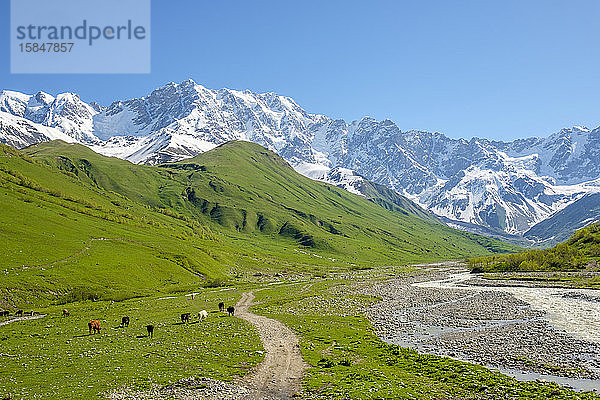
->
{"left": 0, "top": 287, "right": 262, "bottom": 399}
{"left": 3, "top": 272, "right": 598, "bottom": 399}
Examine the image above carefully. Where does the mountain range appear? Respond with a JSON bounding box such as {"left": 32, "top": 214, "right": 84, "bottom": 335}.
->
{"left": 1, "top": 79, "right": 598, "bottom": 245}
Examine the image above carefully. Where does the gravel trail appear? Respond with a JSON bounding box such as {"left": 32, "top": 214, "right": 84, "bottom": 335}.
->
{"left": 0, "top": 314, "right": 46, "bottom": 327}
{"left": 236, "top": 290, "right": 306, "bottom": 399}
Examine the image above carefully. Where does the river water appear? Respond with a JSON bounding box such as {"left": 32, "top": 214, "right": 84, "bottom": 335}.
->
{"left": 414, "top": 271, "right": 600, "bottom": 343}
{"left": 413, "top": 271, "right": 600, "bottom": 391}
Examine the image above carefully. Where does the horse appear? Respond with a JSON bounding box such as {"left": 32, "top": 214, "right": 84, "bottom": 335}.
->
{"left": 181, "top": 313, "right": 191, "bottom": 323}
{"left": 218, "top": 302, "right": 225, "bottom": 312}
{"left": 198, "top": 310, "right": 208, "bottom": 321}
{"left": 121, "top": 316, "right": 130, "bottom": 327}
{"left": 227, "top": 306, "right": 235, "bottom": 316}
{"left": 146, "top": 324, "right": 154, "bottom": 338}
{"left": 88, "top": 320, "right": 101, "bottom": 335}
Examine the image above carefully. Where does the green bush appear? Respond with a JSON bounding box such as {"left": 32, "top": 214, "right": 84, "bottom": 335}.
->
{"left": 469, "top": 223, "right": 600, "bottom": 272}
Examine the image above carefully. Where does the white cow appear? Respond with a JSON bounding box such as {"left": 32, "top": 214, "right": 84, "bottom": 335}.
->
{"left": 198, "top": 310, "right": 208, "bottom": 321}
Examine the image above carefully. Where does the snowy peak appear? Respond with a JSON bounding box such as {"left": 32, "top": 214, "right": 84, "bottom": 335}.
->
{"left": 1, "top": 80, "right": 599, "bottom": 240}
{"left": 0, "top": 111, "right": 76, "bottom": 149}
{"left": 92, "top": 79, "right": 323, "bottom": 164}
{"left": 0, "top": 90, "right": 97, "bottom": 143}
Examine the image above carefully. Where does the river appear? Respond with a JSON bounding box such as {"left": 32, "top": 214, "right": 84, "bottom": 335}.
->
{"left": 414, "top": 271, "right": 600, "bottom": 344}
{"left": 412, "top": 270, "right": 600, "bottom": 392}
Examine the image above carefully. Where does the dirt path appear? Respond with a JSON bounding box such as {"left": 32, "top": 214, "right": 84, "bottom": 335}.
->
{"left": 0, "top": 314, "right": 46, "bottom": 327}
{"left": 236, "top": 291, "right": 306, "bottom": 399}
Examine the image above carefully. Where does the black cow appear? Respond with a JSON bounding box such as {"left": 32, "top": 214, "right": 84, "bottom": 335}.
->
{"left": 121, "top": 316, "right": 130, "bottom": 327}
{"left": 15, "top": 310, "right": 23, "bottom": 317}
{"left": 227, "top": 306, "right": 235, "bottom": 316}
{"left": 146, "top": 324, "right": 154, "bottom": 338}
{"left": 218, "top": 302, "right": 225, "bottom": 312}
{"left": 0, "top": 310, "right": 9, "bottom": 317}
{"left": 181, "top": 313, "right": 191, "bottom": 323}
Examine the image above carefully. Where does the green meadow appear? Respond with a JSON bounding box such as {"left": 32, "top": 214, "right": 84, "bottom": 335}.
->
{"left": 3, "top": 140, "right": 572, "bottom": 399}
{"left": 0, "top": 288, "right": 262, "bottom": 399}
{"left": 1, "top": 140, "right": 516, "bottom": 308}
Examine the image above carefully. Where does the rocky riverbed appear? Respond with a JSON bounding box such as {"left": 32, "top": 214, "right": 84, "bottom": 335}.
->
{"left": 361, "top": 268, "right": 600, "bottom": 384}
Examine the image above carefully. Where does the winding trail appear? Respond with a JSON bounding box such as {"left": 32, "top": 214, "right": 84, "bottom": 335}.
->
{"left": 236, "top": 291, "right": 306, "bottom": 399}
{"left": 0, "top": 314, "right": 46, "bottom": 327}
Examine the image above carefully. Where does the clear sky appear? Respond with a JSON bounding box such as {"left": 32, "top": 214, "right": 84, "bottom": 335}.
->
{"left": 1, "top": 0, "right": 599, "bottom": 141}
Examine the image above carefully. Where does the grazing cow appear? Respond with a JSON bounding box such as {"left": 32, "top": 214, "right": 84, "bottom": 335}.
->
{"left": 181, "top": 313, "right": 191, "bottom": 323}
{"left": 227, "top": 306, "right": 235, "bottom": 316}
{"left": 0, "top": 310, "right": 9, "bottom": 317}
{"left": 146, "top": 324, "right": 154, "bottom": 338}
{"left": 15, "top": 310, "right": 23, "bottom": 317}
{"left": 62, "top": 309, "right": 70, "bottom": 316}
{"left": 198, "top": 310, "right": 208, "bottom": 321}
{"left": 121, "top": 316, "right": 130, "bottom": 328}
{"left": 218, "top": 302, "right": 225, "bottom": 312}
{"left": 88, "top": 320, "right": 101, "bottom": 335}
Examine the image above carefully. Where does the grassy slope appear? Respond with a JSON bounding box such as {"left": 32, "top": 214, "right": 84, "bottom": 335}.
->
{"left": 0, "top": 140, "right": 516, "bottom": 308}
{"left": 469, "top": 222, "right": 600, "bottom": 273}
{"left": 26, "top": 140, "right": 515, "bottom": 265}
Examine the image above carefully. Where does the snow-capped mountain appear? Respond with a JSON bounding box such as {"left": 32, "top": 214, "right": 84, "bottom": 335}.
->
{"left": 89, "top": 79, "right": 327, "bottom": 165}
{"left": 1, "top": 79, "right": 599, "bottom": 241}
{"left": 301, "top": 117, "right": 600, "bottom": 236}
{"left": 0, "top": 90, "right": 98, "bottom": 143}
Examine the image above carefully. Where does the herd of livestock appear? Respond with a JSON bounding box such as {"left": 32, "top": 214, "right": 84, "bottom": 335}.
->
{"left": 1, "top": 301, "right": 236, "bottom": 339}
{"left": 0, "top": 310, "right": 39, "bottom": 317}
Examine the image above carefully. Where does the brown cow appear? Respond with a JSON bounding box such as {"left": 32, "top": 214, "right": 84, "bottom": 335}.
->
{"left": 88, "top": 320, "right": 101, "bottom": 335}
{"left": 62, "top": 309, "right": 70, "bottom": 316}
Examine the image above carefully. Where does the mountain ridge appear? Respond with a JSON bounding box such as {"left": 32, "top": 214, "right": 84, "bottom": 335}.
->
{"left": 1, "top": 79, "right": 598, "bottom": 242}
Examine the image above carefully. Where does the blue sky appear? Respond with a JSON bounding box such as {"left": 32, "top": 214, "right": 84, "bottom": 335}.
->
{"left": 1, "top": 0, "right": 599, "bottom": 141}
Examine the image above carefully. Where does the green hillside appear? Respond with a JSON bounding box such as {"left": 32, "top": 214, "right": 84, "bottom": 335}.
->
{"left": 1, "top": 140, "right": 515, "bottom": 308}
{"left": 469, "top": 222, "right": 600, "bottom": 272}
